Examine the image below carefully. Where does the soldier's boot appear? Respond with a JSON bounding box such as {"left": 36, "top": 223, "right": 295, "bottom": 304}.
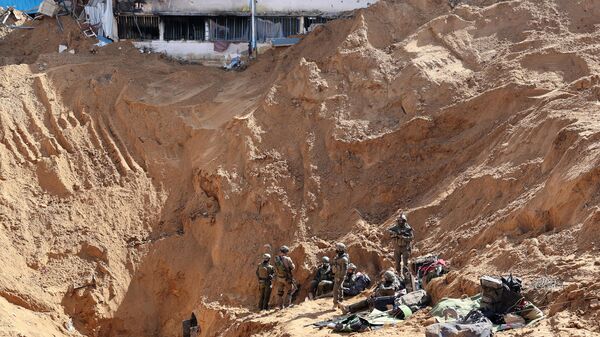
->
{"left": 308, "top": 292, "right": 314, "bottom": 300}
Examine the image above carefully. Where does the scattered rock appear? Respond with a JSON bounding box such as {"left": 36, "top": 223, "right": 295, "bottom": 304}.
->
{"left": 79, "top": 242, "right": 108, "bottom": 263}
{"left": 567, "top": 289, "right": 585, "bottom": 301}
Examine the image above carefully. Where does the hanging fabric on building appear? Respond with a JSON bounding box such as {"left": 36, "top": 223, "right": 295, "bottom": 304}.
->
{"left": 255, "top": 17, "right": 283, "bottom": 42}
{"left": 84, "top": 0, "right": 117, "bottom": 40}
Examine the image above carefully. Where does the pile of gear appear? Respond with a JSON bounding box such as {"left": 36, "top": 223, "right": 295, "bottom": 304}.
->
{"left": 425, "top": 275, "right": 544, "bottom": 337}
{"left": 252, "top": 213, "right": 544, "bottom": 336}
{"left": 308, "top": 273, "right": 544, "bottom": 335}
{"left": 311, "top": 269, "right": 431, "bottom": 333}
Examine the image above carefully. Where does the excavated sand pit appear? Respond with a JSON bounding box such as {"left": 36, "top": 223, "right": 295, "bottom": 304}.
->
{"left": 1, "top": 0, "right": 599, "bottom": 336}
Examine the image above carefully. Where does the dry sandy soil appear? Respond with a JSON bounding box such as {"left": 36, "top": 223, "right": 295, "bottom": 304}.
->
{"left": 0, "top": 0, "right": 599, "bottom": 336}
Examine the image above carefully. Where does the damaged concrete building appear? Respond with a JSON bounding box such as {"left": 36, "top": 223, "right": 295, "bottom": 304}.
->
{"left": 115, "top": 0, "right": 375, "bottom": 60}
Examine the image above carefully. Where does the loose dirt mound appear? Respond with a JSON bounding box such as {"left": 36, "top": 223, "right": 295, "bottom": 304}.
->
{"left": 1, "top": 0, "right": 599, "bottom": 336}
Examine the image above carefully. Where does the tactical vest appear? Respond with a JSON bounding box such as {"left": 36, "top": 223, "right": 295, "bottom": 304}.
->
{"left": 333, "top": 253, "right": 349, "bottom": 277}
{"left": 274, "top": 255, "right": 291, "bottom": 279}
{"left": 316, "top": 265, "right": 331, "bottom": 282}
{"left": 256, "top": 263, "right": 272, "bottom": 281}
{"left": 343, "top": 272, "right": 357, "bottom": 287}
{"left": 396, "top": 224, "right": 413, "bottom": 247}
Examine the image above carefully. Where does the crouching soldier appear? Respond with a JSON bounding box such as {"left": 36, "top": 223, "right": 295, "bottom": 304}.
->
{"left": 376, "top": 270, "right": 404, "bottom": 296}
{"left": 343, "top": 263, "right": 371, "bottom": 297}
{"left": 274, "top": 245, "right": 296, "bottom": 309}
{"left": 332, "top": 242, "right": 350, "bottom": 310}
{"left": 256, "top": 253, "right": 275, "bottom": 310}
{"left": 343, "top": 270, "right": 404, "bottom": 314}
{"left": 309, "top": 256, "right": 333, "bottom": 299}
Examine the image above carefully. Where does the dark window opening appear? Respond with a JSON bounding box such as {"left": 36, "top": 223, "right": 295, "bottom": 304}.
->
{"left": 304, "top": 16, "right": 331, "bottom": 31}
{"left": 163, "top": 16, "right": 205, "bottom": 41}
{"left": 117, "top": 15, "right": 159, "bottom": 40}
{"left": 256, "top": 17, "right": 299, "bottom": 42}
{"left": 209, "top": 16, "right": 249, "bottom": 42}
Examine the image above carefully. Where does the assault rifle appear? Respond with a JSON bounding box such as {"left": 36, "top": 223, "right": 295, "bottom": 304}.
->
{"left": 388, "top": 225, "right": 412, "bottom": 240}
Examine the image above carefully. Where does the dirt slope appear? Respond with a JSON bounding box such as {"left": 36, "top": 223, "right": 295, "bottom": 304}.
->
{"left": 1, "top": 0, "right": 599, "bottom": 336}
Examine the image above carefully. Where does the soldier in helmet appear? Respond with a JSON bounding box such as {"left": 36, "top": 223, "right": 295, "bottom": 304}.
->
{"left": 377, "top": 270, "right": 404, "bottom": 296}
{"left": 332, "top": 242, "right": 350, "bottom": 309}
{"left": 308, "top": 256, "right": 333, "bottom": 299}
{"left": 273, "top": 245, "right": 296, "bottom": 309}
{"left": 342, "top": 269, "right": 405, "bottom": 314}
{"left": 388, "top": 214, "right": 414, "bottom": 281}
{"left": 256, "top": 253, "right": 275, "bottom": 310}
{"left": 343, "top": 263, "right": 371, "bottom": 297}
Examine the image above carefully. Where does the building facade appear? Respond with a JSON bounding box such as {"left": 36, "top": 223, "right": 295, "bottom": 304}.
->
{"left": 115, "top": 0, "right": 375, "bottom": 61}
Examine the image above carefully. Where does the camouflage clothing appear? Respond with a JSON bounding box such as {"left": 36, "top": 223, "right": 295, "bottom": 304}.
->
{"left": 256, "top": 261, "right": 275, "bottom": 310}
{"left": 309, "top": 263, "right": 333, "bottom": 297}
{"left": 375, "top": 272, "right": 404, "bottom": 297}
{"left": 389, "top": 221, "right": 414, "bottom": 275}
{"left": 343, "top": 272, "right": 371, "bottom": 297}
{"left": 332, "top": 252, "right": 349, "bottom": 305}
{"left": 274, "top": 254, "right": 295, "bottom": 308}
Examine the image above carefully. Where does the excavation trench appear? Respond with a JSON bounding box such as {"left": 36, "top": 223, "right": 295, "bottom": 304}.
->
{"left": 1, "top": 0, "right": 600, "bottom": 336}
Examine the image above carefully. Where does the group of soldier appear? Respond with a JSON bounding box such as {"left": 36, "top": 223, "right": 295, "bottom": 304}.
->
{"left": 256, "top": 213, "right": 415, "bottom": 311}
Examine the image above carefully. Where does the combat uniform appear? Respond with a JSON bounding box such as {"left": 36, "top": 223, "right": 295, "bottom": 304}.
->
{"left": 343, "top": 271, "right": 404, "bottom": 314}
{"left": 375, "top": 271, "right": 404, "bottom": 297}
{"left": 309, "top": 263, "right": 332, "bottom": 298}
{"left": 256, "top": 260, "right": 275, "bottom": 310}
{"left": 389, "top": 220, "right": 414, "bottom": 276}
{"left": 343, "top": 271, "right": 371, "bottom": 297}
{"left": 332, "top": 251, "right": 349, "bottom": 306}
{"left": 274, "top": 254, "right": 296, "bottom": 308}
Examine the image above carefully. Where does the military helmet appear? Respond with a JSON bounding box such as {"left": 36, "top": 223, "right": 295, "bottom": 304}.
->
{"left": 383, "top": 270, "right": 396, "bottom": 282}
{"left": 348, "top": 263, "right": 357, "bottom": 271}
{"left": 263, "top": 253, "right": 271, "bottom": 260}
{"left": 398, "top": 213, "right": 407, "bottom": 223}
{"left": 322, "top": 256, "right": 330, "bottom": 264}
{"left": 280, "top": 245, "right": 290, "bottom": 253}
{"left": 335, "top": 242, "right": 347, "bottom": 252}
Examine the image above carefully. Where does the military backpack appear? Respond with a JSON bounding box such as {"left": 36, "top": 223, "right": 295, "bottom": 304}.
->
{"left": 274, "top": 256, "right": 291, "bottom": 279}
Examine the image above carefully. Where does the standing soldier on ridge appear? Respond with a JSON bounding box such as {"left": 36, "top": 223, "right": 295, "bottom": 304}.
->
{"left": 388, "top": 213, "right": 414, "bottom": 290}
{"left": 332, "top": 242, "right": 350, "bottom": 310}
{"left": 274, "top": 245, "right": 296, "bottom": 309}
{"left": 256, "top": 253, "right": 275, "bottom": 310}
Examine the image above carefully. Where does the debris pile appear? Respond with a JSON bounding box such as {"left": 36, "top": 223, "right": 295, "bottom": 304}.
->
{"left": 0, "top": 7, "right": 31, "bottom": 37}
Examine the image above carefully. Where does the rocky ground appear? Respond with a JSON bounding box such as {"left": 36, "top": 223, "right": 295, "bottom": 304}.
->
{"left": 0, "top": 0, "right": 599, "bottom": 336}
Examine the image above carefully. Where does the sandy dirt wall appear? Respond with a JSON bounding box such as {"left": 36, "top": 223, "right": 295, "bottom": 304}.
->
{"left": 1, "top": 0, "right": 600, "bottom": 336}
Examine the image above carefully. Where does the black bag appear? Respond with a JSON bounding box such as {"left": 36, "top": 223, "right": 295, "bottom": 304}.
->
{"left": 333, "top": 315, "right": 370, "bottom": 332}
{"left": 394, "top": 290, "right": 430, "bottom": 312}
{"left": 479, "top": 275, "right": 523, "bottom": 323}
{"left": 502, "top": 275, "right": 522, "bottom": 293}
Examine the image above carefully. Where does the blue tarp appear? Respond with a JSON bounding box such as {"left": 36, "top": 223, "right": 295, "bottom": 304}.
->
{"left": 271, "top": 37, "right": 301, "bottom": 47}
{"left": 0, "top": 0, "right": 41, "bottom": 14}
